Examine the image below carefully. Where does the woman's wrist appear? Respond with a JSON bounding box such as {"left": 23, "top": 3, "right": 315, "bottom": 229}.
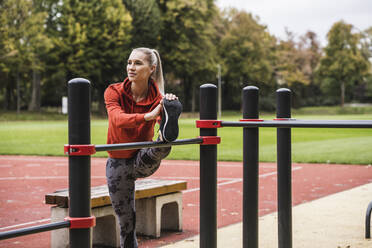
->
{"left": 144, "top": 113, "right": 152, "bottom": 121}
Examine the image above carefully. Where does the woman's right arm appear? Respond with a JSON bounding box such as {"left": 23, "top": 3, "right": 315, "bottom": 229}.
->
{"left": 104, "top": 87, "right": 146, "bottom": 128}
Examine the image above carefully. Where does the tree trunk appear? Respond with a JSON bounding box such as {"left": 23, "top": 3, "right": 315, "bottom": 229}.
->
{"left": 340, "top": 81, "right": 345, "bottom": 107}
{"left": 28, "top": 70, "right": 41, "bottom": 111}
{"left": 4, "top": 83, "right": 11, "bottom": 110}
{"left": 17, "top": 71, "right": 21, "bottom": 114}
{"left": 182, "top": 76, "right": 190, "bottom": 111}
{"left": 191, "top": 82, "right": 196, "bottom": 113}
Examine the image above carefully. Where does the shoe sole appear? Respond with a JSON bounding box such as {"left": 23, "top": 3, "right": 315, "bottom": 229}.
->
{"left": 162, "top": 100, "right": 182, "bottom": 142}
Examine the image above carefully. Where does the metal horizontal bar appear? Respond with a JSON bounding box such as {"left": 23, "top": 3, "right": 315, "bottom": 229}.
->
{"left": 0, "top": 221, "right": 70, "bottom": 240}
{"left": 95, "top": 138, "right": 204, "bottom": 152}
{"left": 222, "top": 120, "right": 372, "bottom": 128}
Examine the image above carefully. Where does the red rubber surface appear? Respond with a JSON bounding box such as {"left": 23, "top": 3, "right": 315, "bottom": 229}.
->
{"left": 0, "top": 156, "right": 371, "bottom": 247}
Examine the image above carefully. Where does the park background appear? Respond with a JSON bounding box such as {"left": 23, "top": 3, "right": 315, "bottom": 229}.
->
{"left": 1, "top": 0, "right": 372, "bottom": 115}
{"left": 1, "top": 0, "right": 372, "bottom": 165}
{"left": 1, "top": 1, "right": 372, "bottom": 247}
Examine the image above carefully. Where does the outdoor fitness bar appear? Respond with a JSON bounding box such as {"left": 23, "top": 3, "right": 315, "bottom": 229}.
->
{"left": 199, "top": 84, "right": 218, "bottom": 248}
{"left": 95, "top": 138, "right": 204, "bottom": 151}
{"left": 0, "top": 220, "right": 70, "bottom": 240}
{"left": 2, "top": 79, "right": 371, "bottom": 248}
{"left": 276, "top": 88, "right": 293, "bottom": 248}
{"left": 68, "top": 78, "right": 94, "bottom": 248}
{"left": 65, "top": 81, "right": 219, "bottom": 248}
{"left": 242, "top": 86, "right": 259, "bottom": 248}
{"left": 222, "top": 120, "right": 372, "bottom": 128}
{"left": 196, "top": 86, "right": 372, "bottom": 248}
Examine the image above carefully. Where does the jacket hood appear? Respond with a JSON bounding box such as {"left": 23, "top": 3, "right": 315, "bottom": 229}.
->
{"left": 110, "top": 77, "right": 162, "bottom": 108}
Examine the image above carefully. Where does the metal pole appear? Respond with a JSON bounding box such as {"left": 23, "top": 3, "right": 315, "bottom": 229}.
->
{"left": 0, "top": 221, "right": 70, "bottom": 240}
{"left": 199, "top": 84, "right": 217, "bottom": 248}
{"left": 242, "top": 86, "right": 259, "bottom": 248}
{"left": 221, "top": 120, "right": 372, "bottom": 128}
{"left": 276, "top": 88, "right": 292, "bottom": 248}
{"left": 68, "top": 78, "right": 92, "bottom": 248}
{"left": 365, "top": 201, "right": 372, "bottom": 238}
{"left": 217, "top": 64, "right": 222, "bottom": 119}
{"left": 95, "top": 138, "right": 203, "bottom": 152}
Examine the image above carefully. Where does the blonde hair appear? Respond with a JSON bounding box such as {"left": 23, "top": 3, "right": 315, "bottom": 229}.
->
{"left": 132, "top": 47, "right": 165, "bottom": 95}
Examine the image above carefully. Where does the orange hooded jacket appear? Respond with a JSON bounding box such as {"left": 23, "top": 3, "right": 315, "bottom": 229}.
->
{"left": 104, "top": 78, "right": 162, "bottom": 158}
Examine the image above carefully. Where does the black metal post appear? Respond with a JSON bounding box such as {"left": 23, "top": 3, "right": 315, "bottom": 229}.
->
{"left": 276, "top": 88, "right": 292, "bottom": 248}
{"left": 365, "top": 201, "right": 372, "bottom": 238}
{"left": 199, "top": 84, "right": 218, "bottom": 248}
{"left": 68, "top": 78, "right": 92, "bottom": 248}
{"left": 242, "top": 86, "right": 259, "bottom": 248}
{"left": 95, "top": 138, "right": 203, "bottom": 152}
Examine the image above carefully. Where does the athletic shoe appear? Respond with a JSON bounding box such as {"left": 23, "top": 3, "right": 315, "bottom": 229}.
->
{"left": 159, "top": 99, "right": 182, "bottom": 142}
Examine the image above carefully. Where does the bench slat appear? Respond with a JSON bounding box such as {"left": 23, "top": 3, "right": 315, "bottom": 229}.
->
{"left": 45, "top": 179, "right": 187, "bottom": 208}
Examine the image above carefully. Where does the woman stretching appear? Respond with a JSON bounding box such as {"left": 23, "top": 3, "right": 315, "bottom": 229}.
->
{"left": 104, "top": 47, "right": 182, "bottom": 247}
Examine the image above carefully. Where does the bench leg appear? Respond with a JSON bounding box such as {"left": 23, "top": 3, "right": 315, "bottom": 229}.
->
{"left": 92, "top": 206, "right": 120, "bottom": 247}
{"left": 51, "top": 206, "right": 69, "bottom": 248}
{"left": 157, "top": 192, "right": 183, "bottom": 235}
{"left": 136, "top": 192, "right": 183, "bottom": 238}
{"left": 50, "top": 206, "right": 120, "bottom": 248}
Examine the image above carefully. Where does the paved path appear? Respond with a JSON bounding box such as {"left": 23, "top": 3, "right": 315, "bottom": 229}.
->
{"left": 165, "top": 182, "right": 372, "bottom": 248}
{"left": 0, "top": 156, "right": 371, "bottom": 247}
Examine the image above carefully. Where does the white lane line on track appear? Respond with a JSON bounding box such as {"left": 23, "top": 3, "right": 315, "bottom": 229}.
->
{"left": 182, "top": 166, "right": 302, "bottom": 194}
{"left": 0, "top": 164, "right": 12, "bottom": 168}
{"left": 0, "top": 176, "right": 106, "bottom": 180}
{"left": 54, "top": 163, "right": 67, "bottom": 167}
{"left": 0, "top": 157, "right": 67, "bottom": 162}
{"left": 0, "top": 218, "right": 51, "bottom": 231}
{"left": 160, "top": 161, "right": 278, "bottom": 168}
{"left": 26, "top": 164, "right": 41, "bottom": 167}
{"left": 153, "top": 176, "right": 243, "bottom": 181}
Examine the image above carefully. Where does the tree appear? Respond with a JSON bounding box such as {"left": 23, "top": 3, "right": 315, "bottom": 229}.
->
{"left": 0, "top": 0, "right": 53, "bottom": 112}
{"left": 0, "top": 0, "right": 31, "bottom": 112}
{"left": 27, "top": 0, "right": 53, "bottom": 111}
{"left": 218, "top": 8, "right": 276, "bottom": 109}
{"left": 54, "top": 0, "right": 132, "bottom": 111}
{"left": 157, "top": 0, "right": 218, "bottom": 112}
{"left": 123, "top": 0, "right": 162, "bottom": 48}
{"left": 359, "top": 27, "right": 372, "bottom": 102}
{"left": 275, "top": 30, "right": 322, "bottom": 107}
{"left": 316, "top": 21, "right": 370, "bottom": 106}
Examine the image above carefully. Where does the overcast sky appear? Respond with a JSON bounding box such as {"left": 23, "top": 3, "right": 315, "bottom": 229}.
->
{"left": 216, "top": 0, "right": 372, "bottom": 46}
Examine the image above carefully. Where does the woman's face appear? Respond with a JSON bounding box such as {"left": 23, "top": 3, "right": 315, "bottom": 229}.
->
{"left": 127, "top": 50, "right": 154, "bottom": 83}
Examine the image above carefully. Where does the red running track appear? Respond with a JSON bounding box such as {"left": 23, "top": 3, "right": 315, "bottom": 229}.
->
{"left": 0, "top": 155, "right": 372, "bottom": 247}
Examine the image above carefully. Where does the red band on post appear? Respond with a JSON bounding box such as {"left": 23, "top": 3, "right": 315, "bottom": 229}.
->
{"left": 64, "top": 144, "right": 96, "bottom": 156}
{"left": 196, "top": 120, "right": 222, "bottom": 128}
{"left": 65, "top": 216, "right": 96, "bottom": 229}
{"left": 199, "top": 136, "right": 221, "bottom": 145}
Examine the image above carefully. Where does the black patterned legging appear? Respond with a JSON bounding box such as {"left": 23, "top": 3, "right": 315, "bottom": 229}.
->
{"left": 106, "top": 146, "right": 171, "bottom": 248}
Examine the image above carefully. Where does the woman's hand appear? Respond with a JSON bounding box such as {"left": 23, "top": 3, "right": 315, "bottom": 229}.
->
{"left": 162, "top": 93, "right": 178, "bottom": 102}
{"left": 144, "top": 93, "right": 178, "bottom": 121}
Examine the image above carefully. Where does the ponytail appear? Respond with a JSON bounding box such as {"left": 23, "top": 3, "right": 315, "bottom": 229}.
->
{"left": 151, "top": 49, "right": 165, "bottom": 95}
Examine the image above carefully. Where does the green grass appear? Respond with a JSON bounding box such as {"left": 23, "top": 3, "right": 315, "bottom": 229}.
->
{"left": 0, "top": 110, "right": 371, "bottom": 164}
{"left": 167, "top": 114, "right": 372, "bottom": 164}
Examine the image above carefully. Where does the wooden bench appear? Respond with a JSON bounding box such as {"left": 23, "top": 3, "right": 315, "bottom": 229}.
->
{"left": 45, "top": 179, "right": 187, "bottom": 248}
